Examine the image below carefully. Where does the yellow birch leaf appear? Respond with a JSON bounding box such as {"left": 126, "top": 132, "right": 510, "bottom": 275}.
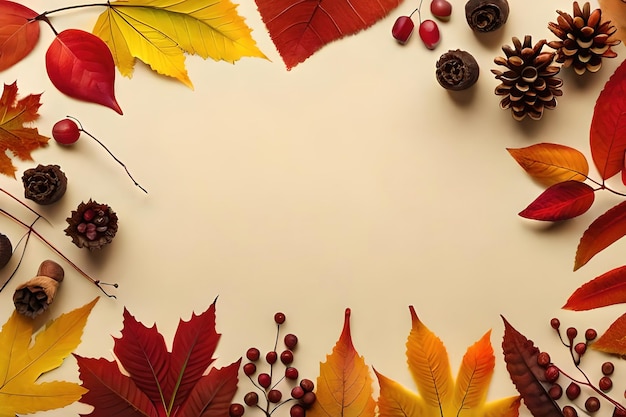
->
{"left": 93, "top": 0, "right": 267, "bottom": 87}
{"left": 308, "top": 308, "right": 375, "bottom": 417}
{"left": 507, "top": 143, "right": 589, "bottom": 187}
{"left": 0, "top": 298, "right": 98, "bottom": 417}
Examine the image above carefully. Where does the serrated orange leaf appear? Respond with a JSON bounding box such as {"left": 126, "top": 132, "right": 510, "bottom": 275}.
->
{"left": 507, "top": 143, "right": 589, "bottom": 187}
{"left": 308, "top": 308, "right": 375, "bottom": 417}
{"left": 564, "top": 265, "right": 626, "bottom": 310}
{"left": 0, "top": 298, "right": 98, "bottom": 417}
{"left": 591, "top": 312, "right": 626, "bottom": 355}
{"left": 575, "top": 200, "right": 626, "bottom": 270}
{"left": 93, "top": 0, "right": 267, "bottom": 88}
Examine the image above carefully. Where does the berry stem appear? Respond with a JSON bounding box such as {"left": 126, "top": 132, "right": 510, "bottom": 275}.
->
{"left": 555, "top": 364, "right": 626, "bottom": 412}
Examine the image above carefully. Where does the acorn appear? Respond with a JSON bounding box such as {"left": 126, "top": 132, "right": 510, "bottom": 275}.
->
{"left": 13, "top": 260, "right": 64, "bottom": 318}
{"left": 0, "top": 233, "right": 12, "bottom": 269}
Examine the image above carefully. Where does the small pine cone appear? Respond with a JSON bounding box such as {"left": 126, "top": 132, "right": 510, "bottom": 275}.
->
{"left": 65, "top": 200, "right": 118, "bottom": 250}
{"left": 548, "top": 2, "right": 619, "bottom": 75}
{"left": 22, "top": 164, "right": 68, "bottom": 205}
{"left": 492, "top": 35, "right": 564, "bottom": 121}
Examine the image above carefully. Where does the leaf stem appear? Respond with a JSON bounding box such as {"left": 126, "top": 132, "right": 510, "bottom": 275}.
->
{"left": 35, "top": 3, "right": 109, "bottom": 19}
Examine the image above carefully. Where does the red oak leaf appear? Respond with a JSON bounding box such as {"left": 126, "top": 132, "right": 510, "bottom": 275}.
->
{"left": 0, "top": 0, "right": 40, "bottom": 71}
{"left": 590, "top": 58, "right": 626, "bottom": 182}
{"left": 518, "top": 181, "right": 595, "bottom": 221}
{"left": 45, "top": 29, "right": 122, "bottom": 114}
{"left": 76, "top": 299, "right": 240, "bottom": 417}
{"left": 255, "top": 0, "right": 401, "bottom": 70}
{"left": 563, "top": 265, "right": 626, "bottom": 311}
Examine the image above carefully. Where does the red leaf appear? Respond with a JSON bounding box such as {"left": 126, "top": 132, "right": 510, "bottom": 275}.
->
{"left": 590, "top": 58, "right": 626, "bottom": 181}
{"left": 255, "top": 0, "right": 401, "bottom": 70}
{"left": 575, "top": 200, "right": 626, "bottom": 270}
{"left": 0, "top": 0, "right": 40, "bottom": 71}
{"left": 75, "top": 355, "right": 159, "bottom": 417}
{"left": 563, "top": 265, "right": 626, "bottom": 311}
{"left": 178, "top": 360, "right": 240, "bottom": 417}
{"left": 501, "top": 316, "right": 562, "bottom": 417}
{"left": 592, "top": 313, "right": 626, "bottom": 356}
{"left": 519, "top": 181, "right": 595, "bottom": 221}
{"left": 45, "top": 29, "right": 122, "bottom": 114}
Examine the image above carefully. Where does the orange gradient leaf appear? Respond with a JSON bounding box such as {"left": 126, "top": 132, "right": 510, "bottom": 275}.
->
{"left": 375, "top": 369, "right": 426, "bottom": 417}
{"left": 591, "top": 312, "right": 626, "bottom": 356}
{"left": 507, "top": 143, "right": 589, "bottom": 187}
{"left": 575, "top": 200, "right": 626, "bottom": 270}
{"left": 564, "top": 265, "right": 626, "bottom": 310}
{"left": 0, "top": 0, "right": 40, "bottom": 71}
{"left": 308, "top": 308, "right": 375, "bottom": 417}
{"left": 519, "top": 181, "right": 595, "bottom": 221}
{"left": 454, "top": 331, "right": 495, "bottom": 409}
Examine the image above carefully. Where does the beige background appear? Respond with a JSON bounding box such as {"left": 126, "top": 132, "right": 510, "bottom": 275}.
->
{"left": 1, "top": 0, "right": 625, "bottom": 415}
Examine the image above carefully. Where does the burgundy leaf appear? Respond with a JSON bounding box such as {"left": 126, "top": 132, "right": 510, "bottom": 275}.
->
{"left": 178, "top": 360, "right": 241, "bottom": 417}
{"left": 590, "top": 58, "right": 626, "bottom": 181}
{"left": 0, "top": 0, "right": 40, "bottom": 71}
{"left": 501, "top": 316, "right": 562, "bottom": 417}
{"left": 575, "top": 200, "right": 626, "bottom": 270}
{"left": 519, "top": 181, "right": 595, "bottom": 221}
{"left": 563, "top": 265, "right": 626, "bottom": 311}
{"left": 45, "top": 29, "right": 122, "bottom": 114}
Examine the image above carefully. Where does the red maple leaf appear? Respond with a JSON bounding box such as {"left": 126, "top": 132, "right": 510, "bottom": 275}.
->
{"left": 75, "top": 300, "right": 240, "bottom": 417}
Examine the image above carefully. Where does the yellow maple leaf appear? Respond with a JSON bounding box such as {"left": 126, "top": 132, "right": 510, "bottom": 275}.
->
{"left": 93, "top": 0, "right": 268, "bottom": 88}
{"left": 375, "top": 306, "right": 521, "bottom": 417}
{"left": 0, "top": 298, "right": 98, "bottom": 417}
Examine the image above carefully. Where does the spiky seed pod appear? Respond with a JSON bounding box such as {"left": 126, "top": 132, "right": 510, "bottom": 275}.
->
{"left": 492, "top": 35, "right": 564, "bottom": 121}
{"left": 548, "top": 2, "right": 619, "bottom": 75}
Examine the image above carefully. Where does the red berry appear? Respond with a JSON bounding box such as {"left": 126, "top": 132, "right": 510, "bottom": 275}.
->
{"left": 574, "top": 342, "right": 587, "bottom": 355}
{"left": 301, "top": 392, "right": 316, "bottom": 407}
{"left": 258, "top": 373, "right": 271, "bottom": 388}
{"left": 243, "top": 363, "right": 257, "bottom": 376}
{"left": 548, "top": 384, "right": 562, "bottom": 400}
{"left": 550, "top": 318, "right": 561, "bottom": 329}
{"left": 430, "top": 0, "right": 452, "bottom": 21}
{"left": 285, "top": 367, "right": 299, "bottom": 380}
{"left": 536, "top": 351, "right": 551, "bottom": 367}
{"left": 418, "top": 19, "right": 440, "bottom": 49}
{"left": 244, "top": 392, "right": 259, "bottom": 406}
{"left": 274, "top": 312, "right": 286, "bottom": 324}
{"left": 229, "top": 403, "right": 245, "bottom": 417}
{"left": 585, "top": 328, "right": 598, "bottom": 341}
{"left": 566, "top": 382, "right": 581, "bottom": 400}
{"left": 291, "top": 386, "right": 305, "bottom": 399}
{"left": 300, "top": 379, "right": 314, "bottom": 392}
{"left": 290, "top": 404, "right": 306, "bottom": 417}
{"left": 602, "top": 361, "right": 615, "bottom": 375}
{"left": 562, "top": 405, "right": 578, "bottom": 417}
{"left": 566, "top": 327, "right": 578, "bottom": 342}
{"left": 392, "top": 15, "right": 415, "bottom": 44}
{"left": 268, "top": 389, "right": 282, "bottom": 403}
{"left": 246, "top": 347, "right": 260, "bottom": 361}
{"left": 266, "top": 351, "right": 278, "bottom": 364}
{"left": 284, "top": 334, "right": 298, "bottom": 349}
{"left": 281, "top": 350, "right": 294, "bottom": 365}
{"left": 585, "top": 396, "right": 601, "bottom": 412}
{"left": 52, "top": 119, "right": 81, "bottom": 145}
{"left": 544, "top": 365, "right": 559, "bottom": 383}
{"left": 600, "top": 376, "right": 613, "bottom": 392}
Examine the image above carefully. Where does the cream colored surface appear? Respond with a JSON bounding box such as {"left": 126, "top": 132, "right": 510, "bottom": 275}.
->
{"left": 1, "top": 0, "right": 625, "bottom": 416}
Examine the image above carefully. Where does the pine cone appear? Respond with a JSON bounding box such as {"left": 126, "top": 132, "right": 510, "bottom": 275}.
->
{"left": 65, "top": 200, "right": 118, "bottom": 250}
{"left": 548, "top": 2, "right": 619, "bottom": 75}
{"left": 492, "top": 35, "right": 563, "bottom": 121}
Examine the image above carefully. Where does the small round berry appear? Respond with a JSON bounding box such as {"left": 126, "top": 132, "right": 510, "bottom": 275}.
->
{"left": 566, "top": 327, "right": 578, "bottom": 342}
{"left": 549, "top": 384, "right": 563, "bottom": 400}
{"left": 290, "top": 404, "right": 306, "bottom": 417}
{"left": 550, "top": 318, "right": 561, "bottom": 329}
{"left": 244, "top": 392, "right": 259, "bottom": 406}
{"left": 585, "top": 328, "right": 598, "bottom": 341}
{"left": 391, "top": 15, "right": 415, "bottom": 44}
{"left": 544, "top": 365, "right": 560, "bottom": 383}
{"left": 285, "top": 367, "right": 299, "bottom": 380}
{"left": 291, "top": 386, "right": 305, "bottom": 399}
{"left": 536, "top": 351, "right": 551, "bottom": 367}
{"left": 602, "top": 361, "right": 615, "bottom": 376}
{"left": 229, "top": 403, "right": 245, "bottom": 417}
{"left": 418, "top": 19, "right": 440, "bottom": 49}
{"left": 246, "top": 347, "right": 261, "bottom": 361}
{"left": 284, "top": 334, "right": 299, "bottom": 349}
{"left": 258, "top": 373, "right": 272, "bottom": 388}
{"left": 52, "top": 119, "right": 81, "bottom": 145}
{"left": 562, "top": 405, "right": 578, "bottom": 417}
{"left": 430, "top": 0, "right": 452, "bottom": 21}
{"left": 613, "top": 407, "right": 626, "bottom": 416}
{"left": 268, "top": 389, "right": 282, "bottom": 403}
{"left": 266, "top": 351, "right": 278, "bottom": 364}
{"left": 574, "top": 342, "right": 587, "bottom": 355}
{"left": 300, "top": 379, "right": 315, "bottom": 392}
{"left": 585, "top": 396, "right": 601, "bottom": 412}
{"left": 281, "top": 350, "right": 294, "bottom": 365}
{"left": 243, "top": 363, "right": 257, "bottom": 376}
{"left": 301, "top": 392, "right": 316, "bottom": 407}
{"left": 600, "top": 376, "right": 613, "bottom": 392}
{"left": 274, "top": 312, "right": 286, "bottom": 324}
{"left": 566, "top": 382, "right": 581, "bottom": 400}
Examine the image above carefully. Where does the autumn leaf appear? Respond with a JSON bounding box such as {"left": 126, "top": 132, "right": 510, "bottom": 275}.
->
{"left": 501, "top": 316, "right": 562, "bottom": 417}
{"left": 375, "top": 306, "right": 520, "bottom": 417}
{"left": 519, "top": 181, "right": 595, "bottom": 221}
{"left": 92, "top": 0, "right": 266, "bottom": 88}
{"left": 0, "top": 298, "right": 98, "bottom": 417}
{"left": 590, "top": 58, "right": 626, "bottom": 182}
{"left": 255, "top": 0, "right": 401, "bottom": 70}
{"left": 507, "top": 143, "right": 589, "bottom": 187}
{"left": 0, "top": 0, "right": 40, "bottom": 71}
{"left": 591, "top": 312, "right": 626, "bottom": 356}
{"left": 574, "top": 200, "right": 626, "bottom": 270}
{"left": 0, "top": 81, "right": 48, "bottom": 178}
{"left": 307, "top": 308, "right": 375, "bottom": 417}
{"left": 76, "top": 298, "right": 240, "bottom": 417}
{"left": 564, "top": 265, "right": 626, "bottom": 310}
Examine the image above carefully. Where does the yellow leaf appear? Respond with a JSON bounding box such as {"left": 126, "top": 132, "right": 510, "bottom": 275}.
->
{"left": 507, "top": 143, "right": 589, "bottom": 187}
{"left": 308, "top": 309, "right": 375, "bottom": 417}
{"left": 93, "top": 0, "right": 267, "bottom": 87}
{"left": 375, "top": 369, "right": 427, "bottom": 417}
{"left": 0, "top": 298, "right": 98, "bottom": 416}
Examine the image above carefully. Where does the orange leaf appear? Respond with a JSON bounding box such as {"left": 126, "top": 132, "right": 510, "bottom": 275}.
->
{"left": 518, "top": 181, "right": 595, "bottom": 221}
{"left": 574, "top": 200, "right": 626, "bottom": 270}
{"left": 375, "top": 369, "right": 426, "bottom": 417}
{"left": 563, "top": 265, "right": 626, "bottom": 310}
{"left": 507, "top": 143, "right": 589, "bottom": 187}
{"left": 308, "top": 308, "right": 375, "bottom": 417}
{"left": 0, "top": 0, "right": 40, "bottom": 71}
{"left": 591, "top": 313, "right": 626, "bottom": 356}
{"left": 454, "top": 331, "right": 494, "bottom": 410}
{"left": 0, "top": 81, "right": 48, "bottom": 178}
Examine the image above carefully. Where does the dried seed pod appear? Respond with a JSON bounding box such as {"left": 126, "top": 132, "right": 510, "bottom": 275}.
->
{"left": 22, "top": 164, "right": 68, "bottom": 205}
{"left": 435, "top": 49, "right": 480, "bottom": 90}
{"left": 0, "top": 233, "right": 11, "bottom": 269}
{"left": 65, "top": 199, "right": 118, "bottom": 250}
{"left": 465, "top": 0, "right": 509, "bottom": 32}
{"left": 13, "top": 260, "right": 64, "bottom": 318}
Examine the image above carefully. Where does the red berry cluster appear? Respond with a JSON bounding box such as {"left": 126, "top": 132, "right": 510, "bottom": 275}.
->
{"left": 230, "top": 312, "right": 316, "bottom": 417}
{"left": 535, "top": 318, "right": 626, "bottom": 416}
{"left": 391, "top": 0, "right": 452, "bottom": 48}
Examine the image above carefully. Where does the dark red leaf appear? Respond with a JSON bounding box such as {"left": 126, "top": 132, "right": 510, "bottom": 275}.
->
{"left": 45, "top": 29, "right": 122, "bottom": 114}
{"left": 590, "top": 58, "right": 626, "bottom": 181}
{"left": 178, "top": 360, "right": 241, "bottom": 417}
{"left": 75, "top": 355, "right": 159, "bottom": 417}
{"left": 519, "top": 180, "right": 595, "bottom": 221}
{"left": 563, "top": 265, "right": 626, "bottom": 311}
{"left": 0, "top": 0, "right": 40, "bottom": 71}
{"left": 501, "top": 316, "right": 562, "bottom": 417}
{"left": 575, "top": 200, "right": 626, "bottom": 270}
{"left": 255, "top": 0, "right": 401, "bottom": 70}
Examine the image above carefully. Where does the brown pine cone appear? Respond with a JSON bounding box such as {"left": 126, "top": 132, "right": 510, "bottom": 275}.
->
{"left": 548, "top": 1, "right": 620, "bottom": 75}
{"left": 65, "top": 200, "right": 118, "bottom": 250}
{"left": 22, "top": 164, "right": 67, "bottom": 205}
{"left": 492, "top": 35, "right": 563, "bottom": 121}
